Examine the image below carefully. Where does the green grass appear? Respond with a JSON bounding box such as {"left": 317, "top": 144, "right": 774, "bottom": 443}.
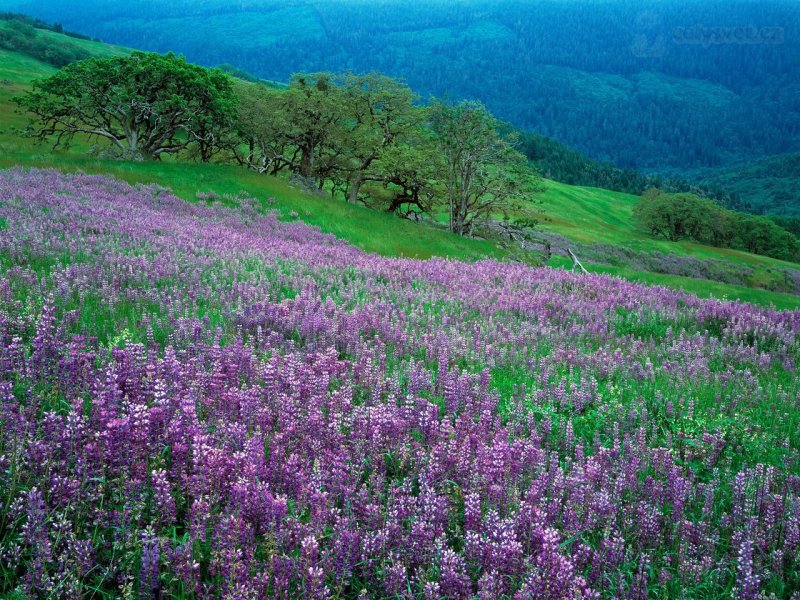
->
{"left": 18, "top": 27, "right": 125, "bottom": 59}
{"left": 597, "top": 264, "right": 800, "bottom": 310}
{"left": 537, "top": 179, "right": 799, "bottom": 269}
{"left": 0, "top": 46, "right": 55, "bottom": 82}
{"left": 0, "top": 34, "right": 798, "bottom": 309}
{"left": 0, "top": 19, "right": 127, "bottom": 60}
{"left": 0, "top": 153, "right": 504, "bottom": 261}
{"left": 548, "top": 253, "right": 800, "bottom": 309}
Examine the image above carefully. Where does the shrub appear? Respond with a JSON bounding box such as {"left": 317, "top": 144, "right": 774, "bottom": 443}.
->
{"left": 635, "top": 190, "right": 800, "bottom": 261}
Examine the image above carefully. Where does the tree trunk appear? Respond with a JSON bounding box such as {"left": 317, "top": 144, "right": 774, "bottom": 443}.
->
{"left": 450, "top": 209, "right": 466, "bottom": 236}
{"left": 246, "top": 139, "right": 255, "bottom": 169}
{"left": 125, "top": 129, "right": 141, "bottom": 158}
{"left": 348, "top": 174, "right": 363, "bottom": 204}
{"left": 300, "top": 146, "right": 314, "bottom": 179}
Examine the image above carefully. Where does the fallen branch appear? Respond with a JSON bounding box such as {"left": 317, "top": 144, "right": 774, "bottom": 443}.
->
{"left": 568, "top": 248, "right": 588, "bottom": 274}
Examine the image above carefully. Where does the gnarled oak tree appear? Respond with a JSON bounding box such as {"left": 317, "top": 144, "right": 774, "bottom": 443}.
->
{"left": 15, "top": 51, "right": 237, "bottom": 160}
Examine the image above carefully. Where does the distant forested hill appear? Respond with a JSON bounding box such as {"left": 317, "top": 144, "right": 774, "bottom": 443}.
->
{"left": 2, "top": 0, "right": 798, "bottom": 211}
{"left": 686, "top": 153, "right": 800, "bottom": 215}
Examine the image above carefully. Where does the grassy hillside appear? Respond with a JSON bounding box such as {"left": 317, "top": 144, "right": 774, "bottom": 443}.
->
{"left": 0, "top": 46, "right": 500, "bottom": 262}
{"left": 539, "top": 180, "right": 794, "bottom": 265}
{"left": 0, "top": 33, "right": 799, "bottom": 309}
{"left": 536, "top": 180, "right": 800, "bottom": 307}
{"left": 0, "top": 17, "right": 125, "bottom": 64}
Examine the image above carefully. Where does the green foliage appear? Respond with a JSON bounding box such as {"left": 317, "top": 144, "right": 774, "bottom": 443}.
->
{"left": 365, "top": 129, "right": 444, "bottom": 217}
{"left": 0, "top": 12, "right": 94, "bottom": 40}
{"left": 231, "top": 72, "right": 352, "bottom": 183}
{"left": 216, "top": 63, "right": 280, "bottom": 86}
{"left": 732, "top": 215, "right": 800, "bottom": 261}
{"left": 771, "top": 215, "right": 800, "bottom": 237}
{"left": 634, "top": 190, "right": 800, "bottom": 261}
{"left": 521, "top": 130, "right": 646, "bottom": 193}
{"left": 336, "top": 72, "right": 423, "bottom": 204}
{"left": 519, "top": 130, "right": 741, "bottom": 207}
{"left": 246, "top": 71, "right": 427, "bottom": 207}
{"left": 693, "top": 152, "right": 800, "bottom": 216}
{"left": 279, "top": 72, "right": 345, "bottom": 181}
{"left": 634, "top": 191, "right": 725, "bottom": 243}
{"left": 14, "top": 52, "right": 237, "bottom": 160}
{"left": 232, "top": 73, "right": 541, "bottom": 232}
{"left": 430, "top": 100, "right": 538, "bottom": 235}
{"left": 231, "top": 80, "right": 289, "bottom": 173}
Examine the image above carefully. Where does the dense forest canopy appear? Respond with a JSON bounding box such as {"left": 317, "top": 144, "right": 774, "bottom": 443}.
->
{"left": 1, "top": 0, "right": 798, "bottom": 176}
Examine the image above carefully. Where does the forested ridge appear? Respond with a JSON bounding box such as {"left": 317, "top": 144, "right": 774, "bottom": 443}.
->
{"left": 2, "top": 0, "right": 798, "bottom": 171}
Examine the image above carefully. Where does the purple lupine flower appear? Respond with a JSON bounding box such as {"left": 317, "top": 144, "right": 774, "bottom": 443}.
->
{"left": 735, "top": 534, "right": 760, "bottom": 600}
{"left": 150, "top": 469, "right": 176, "bottom": 526}
{"left": 0, "top": 169, "right": 798, "bottom": 598}
{"left": 140, "top": 532, "right": 160, "bottom": 599}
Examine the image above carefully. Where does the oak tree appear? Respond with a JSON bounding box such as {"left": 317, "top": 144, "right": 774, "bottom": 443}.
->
{"left": 15, "top": 52, "right": 237, "bottom": 160}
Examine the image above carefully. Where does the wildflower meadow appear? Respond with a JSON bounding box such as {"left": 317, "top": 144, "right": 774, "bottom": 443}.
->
{"left": 0, "top": 169, "right": 798, "bottom": 598}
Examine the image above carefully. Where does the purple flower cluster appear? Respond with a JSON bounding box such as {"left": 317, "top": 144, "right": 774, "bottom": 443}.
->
{"left": 0, "top": 169, "right": 799, "bottom": 598}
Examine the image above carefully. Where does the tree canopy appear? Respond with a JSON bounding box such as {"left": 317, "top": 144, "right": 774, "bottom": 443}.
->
{"left": 431, "top": 100, "right": 533, "bottom": 236}
{"left": 14, "top": 51, "right": 237, "bottom": 160}
{"left": 232, "top": 75, "right": 541, "bottom": 234}
{"left": 634, "top": 190, "right": 800, "bottom": 261}
{"left": 15, "top": 55, "right": 543, "bottom": 236}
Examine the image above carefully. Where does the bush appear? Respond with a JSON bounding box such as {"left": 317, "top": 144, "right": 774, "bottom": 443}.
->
{"left": 733, "top": 215, "right": 800, "bottom": 261}
{"left": 633, "top": 190, "right": 725, "bottom": 243}
{"left": 635, "top": 190, "right": 800, "bottom": 261}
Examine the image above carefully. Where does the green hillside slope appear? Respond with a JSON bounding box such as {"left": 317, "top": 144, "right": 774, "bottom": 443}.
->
{"left": 0, "top": 17, "right": 125, "bottom": 63}
{"left": 536, "top": 181, "right": 800, "bottom": 307}
{"left": 0, "top": 45, "right": 501, "bottom": 263}
{"left": 540, "top": 180, "right": 794, "bottom": 264}
{"left": 0, "top": 32, "right": 798, "bottom": 309}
